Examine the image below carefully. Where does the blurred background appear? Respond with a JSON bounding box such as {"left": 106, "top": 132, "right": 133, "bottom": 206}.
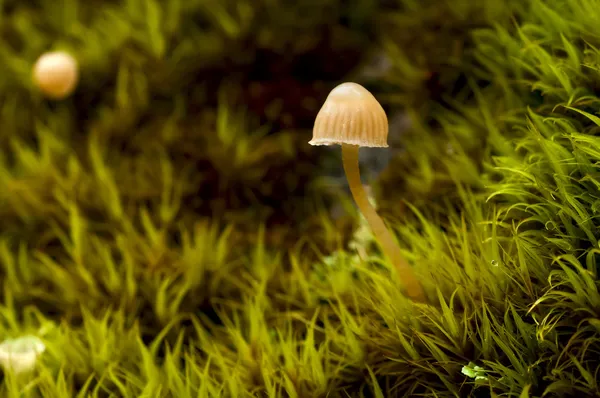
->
{"left": 0, "top": 0, "right": 512, "bottom": 255}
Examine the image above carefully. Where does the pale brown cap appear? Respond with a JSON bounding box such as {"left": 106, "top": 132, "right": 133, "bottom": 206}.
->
{"left": 32, "top": 51, "right": 79, "bottom": 100}
{"left": 309, "top": 82, "right": 388, "bottom": 147}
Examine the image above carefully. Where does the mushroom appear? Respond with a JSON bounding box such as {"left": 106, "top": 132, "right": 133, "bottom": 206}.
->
{"left": 32, "top": 51, "right": 79, "bottom": 100}
{"left": 310, "top": 82, "right": 425, "bottom": 301}
{"left": 0, "top": 335, "right": 46, "bottom": 374}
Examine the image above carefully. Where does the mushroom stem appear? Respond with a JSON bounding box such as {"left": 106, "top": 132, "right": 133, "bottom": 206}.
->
{"left": 341, "top": 143, "right": 425, "bottom": 301}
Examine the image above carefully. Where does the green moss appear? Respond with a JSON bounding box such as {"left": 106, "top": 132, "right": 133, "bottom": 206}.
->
{"left": 0, "top": 0, "right": 600, "bottom": 396}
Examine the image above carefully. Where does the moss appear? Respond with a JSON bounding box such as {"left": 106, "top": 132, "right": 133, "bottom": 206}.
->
{"left": 1, "top": 0, "right": 600, "bottom": 396}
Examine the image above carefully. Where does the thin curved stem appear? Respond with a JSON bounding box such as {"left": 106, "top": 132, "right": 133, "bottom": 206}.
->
{"left": 341, "top": 143, "right": 425, "bottom": 301}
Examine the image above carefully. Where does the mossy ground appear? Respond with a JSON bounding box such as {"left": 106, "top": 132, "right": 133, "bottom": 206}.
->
{"left": 1, "top": 0, "right": 600, "bottom": 396}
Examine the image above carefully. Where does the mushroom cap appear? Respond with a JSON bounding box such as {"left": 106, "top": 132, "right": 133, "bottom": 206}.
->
{"left": 0, "top": 336, "right": 46, "bottom": 374}
{"left": 309, "top": 82, "right": 388, "bottom": 148}
{"left": 32, "top": 51, "right": 79, "bottom": 99}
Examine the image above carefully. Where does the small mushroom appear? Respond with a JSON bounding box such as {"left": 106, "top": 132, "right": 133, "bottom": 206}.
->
{"left": 310, "top": 82, "right": 424, "bottom": 301}
{"left": 0, "top": 335, "right": 46, "bottom": 374}
{"left": 32, "top": 51, "right": 79, "bottom": 99}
